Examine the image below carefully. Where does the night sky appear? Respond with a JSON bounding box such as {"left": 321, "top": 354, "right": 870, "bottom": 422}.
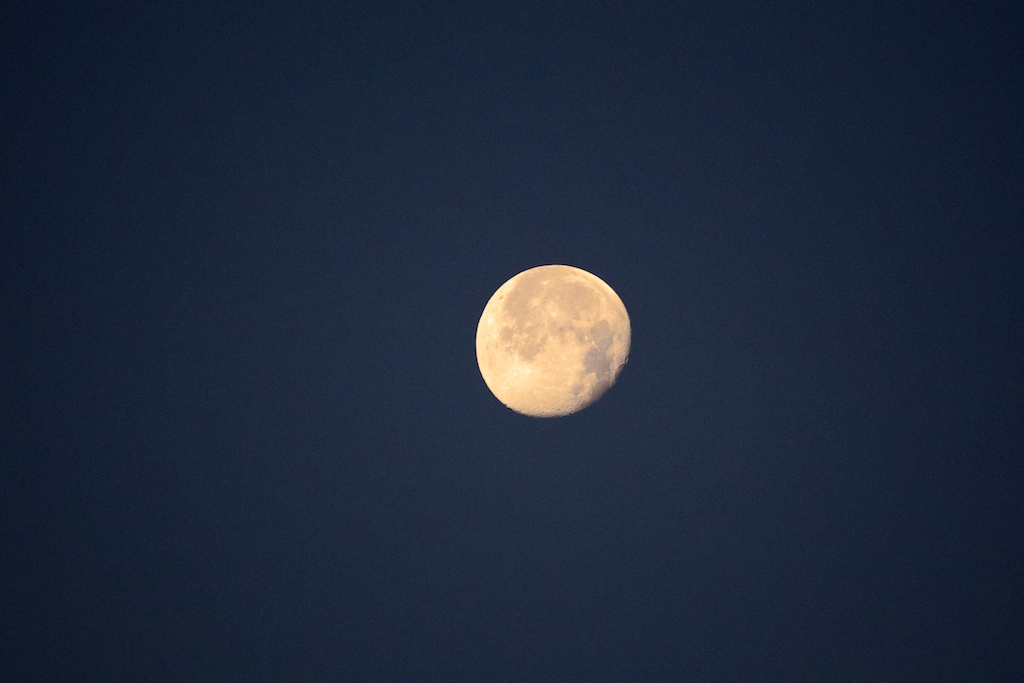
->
{"left": 4, "top": 2, "right": 1023, "bottom": 680}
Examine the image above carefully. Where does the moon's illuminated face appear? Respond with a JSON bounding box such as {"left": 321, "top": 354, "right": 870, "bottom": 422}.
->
{"left": 476, "top": 265, "right": 631, "bottom": 417}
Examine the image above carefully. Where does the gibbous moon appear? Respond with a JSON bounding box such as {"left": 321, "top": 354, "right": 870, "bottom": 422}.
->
{"left": 476, "top": 265, "right": 631, "bottom": 417}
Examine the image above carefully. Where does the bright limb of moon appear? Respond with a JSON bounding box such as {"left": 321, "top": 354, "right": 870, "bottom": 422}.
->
{"left": 475, "top": 265, "right": 631, "bottom": 417}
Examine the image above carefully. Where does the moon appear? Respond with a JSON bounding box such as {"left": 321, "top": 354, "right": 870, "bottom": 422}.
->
{"left": 476, "top": 265, "right": 631, "bottom": 417}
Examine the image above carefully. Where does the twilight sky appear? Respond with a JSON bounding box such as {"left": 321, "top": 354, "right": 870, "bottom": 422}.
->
{"left": 3, "top": 2, "right": 1023, "bottom": 680}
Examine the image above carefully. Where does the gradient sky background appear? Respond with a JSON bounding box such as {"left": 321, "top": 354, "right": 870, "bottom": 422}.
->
{"left": 4, "top": 2, "right": 1023, "bottom": 680}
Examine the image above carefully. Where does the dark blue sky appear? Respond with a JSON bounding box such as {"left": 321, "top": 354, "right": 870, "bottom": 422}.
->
{"left": 4, "top": 1, "right": 1023, "bottom": 679}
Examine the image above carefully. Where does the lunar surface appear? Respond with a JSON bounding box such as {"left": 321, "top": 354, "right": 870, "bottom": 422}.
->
{"left": 476, "top": 265, "right": 631, "bottom": 417}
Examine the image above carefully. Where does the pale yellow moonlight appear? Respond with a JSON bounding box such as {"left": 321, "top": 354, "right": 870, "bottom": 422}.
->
{"left": 476, "top": 265, "right": 631, "bottom": 417}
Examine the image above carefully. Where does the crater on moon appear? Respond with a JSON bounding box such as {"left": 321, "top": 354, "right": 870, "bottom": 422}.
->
{"left": 475, "top": 265, "right": 631, "bottom": 417}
